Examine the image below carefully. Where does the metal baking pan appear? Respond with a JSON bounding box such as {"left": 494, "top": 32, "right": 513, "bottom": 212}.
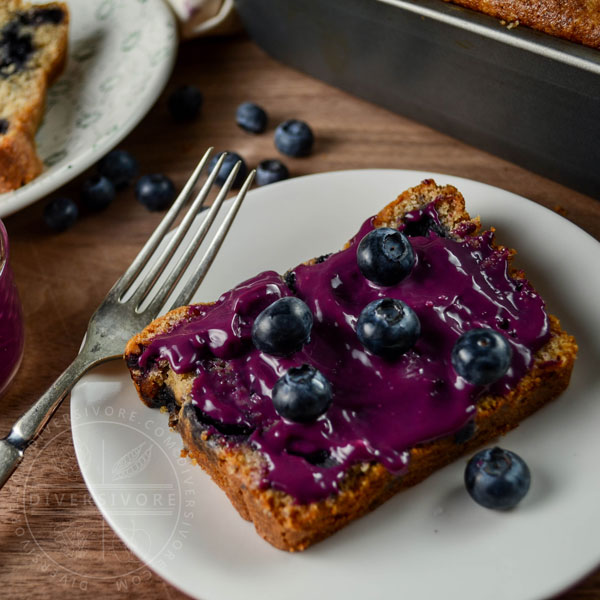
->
{"left": 234, "top": 0, "right": 600, "bottom": 199}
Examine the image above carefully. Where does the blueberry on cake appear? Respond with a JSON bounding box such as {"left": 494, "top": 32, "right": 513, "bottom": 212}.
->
{"left": 125, "top": 180, "right": 577, "bottom": 551}
{"left": 0, "top": 0, "right": 69, "bottom": 193}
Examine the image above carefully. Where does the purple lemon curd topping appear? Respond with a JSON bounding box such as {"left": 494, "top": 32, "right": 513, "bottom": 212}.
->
{"left": 138, "top": 202, "right": 550, "bottom": 504}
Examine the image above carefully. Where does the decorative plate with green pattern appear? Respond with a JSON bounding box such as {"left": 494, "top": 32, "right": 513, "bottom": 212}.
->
{"left": 0, "top": 0, "right": 177, "bottom": 217}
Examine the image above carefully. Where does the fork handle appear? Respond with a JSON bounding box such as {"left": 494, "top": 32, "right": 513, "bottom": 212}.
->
{"left": 0, "top": 353, "right": 91, "bottom": 490}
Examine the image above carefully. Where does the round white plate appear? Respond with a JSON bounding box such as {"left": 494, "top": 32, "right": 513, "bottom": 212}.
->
{"left": 70, "top": 170, "right": 600, "bottom": 600}
{"left": 0, "top": 0, "right": 177, "bottom": 217}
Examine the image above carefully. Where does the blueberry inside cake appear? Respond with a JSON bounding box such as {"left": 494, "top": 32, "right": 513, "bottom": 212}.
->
{"left": 0, "top": 0, "right": 69, "bottom": 193}
{"left": 125, "top": 180, "right": 577, "bottom": 551}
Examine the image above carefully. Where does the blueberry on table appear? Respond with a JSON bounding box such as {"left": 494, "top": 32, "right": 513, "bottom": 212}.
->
{"left": 98, "top": 149, "right": 139, "bottom": 189}
{"left": 272, "top": 364, "right": 333, "bottom": 423}
{"left": 451, "top": 328, "right": 512, "bottom": 386}
{"left": 465, "top": 447, "right": 531, "bottom": 510}
{"left": 357, "top": 228, "right": 415, "bottom": 286}
{"left": 255, "top": 159, "right": 289, "bottom": 186}
{"left": 274, "top": 119, "right": 314, "bottom": 157}
{"left": 356, "top": 298, "right": 420, "bottom": 356}
{"left": 168, "top": 85, "right": 203, "bottom": 122}
{"left": 208, "top": 152, "right": 248, "bottom": 188}
{"left": 252, "top": 296, "right": 313, "bottom": 356}
{"left": 81, "top": 175, "right": 115, "bottom": 211}
{"left": 43, "top": 197, "right": 78, "bottom": 232}
{"left": 236, "top": 101, "right": 267, "bottom": 133}
{"left": 135, "top": 174, "right": 176, "bottom": 211}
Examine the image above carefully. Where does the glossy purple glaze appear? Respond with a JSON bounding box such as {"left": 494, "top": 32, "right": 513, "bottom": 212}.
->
{"left": 139, "top": 203, "right": 550, "bottom": 503}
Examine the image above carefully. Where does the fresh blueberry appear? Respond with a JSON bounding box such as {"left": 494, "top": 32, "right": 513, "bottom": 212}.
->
{"left": 452, "top": 328, "right": 512, "bottom": 386}
{"left": 135, "top": 174, "right": 176, "bottom": 211}
{"left": 274, "top": 119, "right": 314, "bottom": 157}
{"left": 255, "top": 159, "right": 289, "bottom": 186}
{"left": 98, "top": 149, "right": 139, "bottom": 189}
{"left": 252, "top": 296, "right": 313, "bottom": 356}
{"left": 43, "top": 197, "right": 78, "bottom": 232}
{"left": 356, "top": 298, "right": 420, "bottom": 356}
{"left": 465, "top": 447, "right": 531, "bottom": 510}
{"left": 168, "top": 85, "right": 203, "bottom": 122}
{"left": 208, "top": 152, "right": 248, "bottom": 188}
{"left": 81, "top": 175, "right": 115, "bottom": 211}
{"left": 272, "top": 364, "right": 332, "bottom": 423}
{"left": 357, "top": 228, "right": 415, "bottom": 286}
{"left": 236, "top": 101, "right": 267, "bottom": 133}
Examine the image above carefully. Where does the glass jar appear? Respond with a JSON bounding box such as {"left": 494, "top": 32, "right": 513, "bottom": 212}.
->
{"left": 0, "top": 219, "right": 24, "bottom": 396}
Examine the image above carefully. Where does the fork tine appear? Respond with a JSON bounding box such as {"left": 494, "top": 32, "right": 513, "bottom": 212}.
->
{"left": 110, "top": 147, "right": 215, "bottom": 299}
{"left": 127, "top": 151, "right": 232, "bottom": 306}
{"left": 168, "top": 169, "right": 256, "bottom": 311}
{"left": 141, "top": 165, "right": 254, "bottom": 316}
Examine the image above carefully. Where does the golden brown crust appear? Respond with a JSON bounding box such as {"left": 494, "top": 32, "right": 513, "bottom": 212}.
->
{"left": 0, "top": 1, "right": 69, "bottom": 192}
{"left": 178, "top": 316, "right": 575, "bottom": 551}
{"left": 126, "top": 305, "right": 193, "bottom": 355}
{"left": 443, "top": 0, "right": 600, "bottom": 48}
{"left": 0, "top": 128, "right": 43, "bottom": 192}
{"left": 125, "top": 180, "right": 578, "bottom": 551}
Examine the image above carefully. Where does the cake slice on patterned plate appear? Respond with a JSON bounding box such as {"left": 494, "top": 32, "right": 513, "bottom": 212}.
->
{"left": 0, "top": 0, "right": 69, "bottom": 192}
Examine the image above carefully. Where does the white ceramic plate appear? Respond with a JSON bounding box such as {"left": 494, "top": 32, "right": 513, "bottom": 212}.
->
{"left": 70, "top": 170, "right": 600, "bottom": 600}
{"left": 0, "top": 0, "right": 177, "bottom": 217}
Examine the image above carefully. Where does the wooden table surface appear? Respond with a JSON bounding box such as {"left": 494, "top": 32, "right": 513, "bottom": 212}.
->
{"left": 1, "top": 33, "right": 599, "bottom": 599}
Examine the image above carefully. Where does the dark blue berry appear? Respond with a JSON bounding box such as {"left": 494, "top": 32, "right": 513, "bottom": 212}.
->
{"left": 357, "top": 228, "right": 415, "bottom": 286}
{"left": 402, "top": 213, "right": 447, "bottom": 238}
{"left": 236, "top": 101, "right": 267, "bottom": 133}
{"left": 21, "top": 8, "right": 65, "bottom": 25}
{"left": 255, "top": 159, "right": 289, "bottom": 186}
{"left": 454, "top": 419, "right": 477, "bottom": 444}
{"left": 452, "top": 328, "right": 512, "bottom": 386}
{"left": 208, "top": 152, "right": 248, "bottom": 188}
{"left": 465, "top": 447, "right": 531, "bottom": 510}
{"left": 135, "top": 174, "right": 176, "bottom": 211}
{"left": 272, "top": 364, "right": 332, "bottom": 423}
{"left": 81, "top": 175, "right": 115, "bottom": 211}
{"left": 168, "top": 85, "right": 203, "bottom": 122}
{"left": 98, "top": 149, "right": 138, "bottom": 189}
{"left": 0, "top": 119, "right": 9, "bottom": 134}
{"left": 356, "top": 298, "right": 420, "bottom": 356}
{"left": 252, "top": 297, "right": 313, "bottom": 356}
{"left": 274, "top": 119, "right": 314, "bottom": 157}
{"left": 43, "top": 197, "right": 78, "bottom": 232}
{"left": 0, "top": 22, "right": 33, "bottom": 77}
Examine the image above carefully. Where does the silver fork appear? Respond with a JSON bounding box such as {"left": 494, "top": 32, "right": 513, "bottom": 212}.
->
{"left": 0, "top": 148, "right": 254, "bottom": 490}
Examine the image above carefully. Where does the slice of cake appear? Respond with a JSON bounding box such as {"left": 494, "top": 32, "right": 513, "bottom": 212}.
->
{"left": 125, "top": 180, "right": 577, "bottom": 551}
{"left": 0, "top": 0, "right": 69, "bottom": 192}
{"left": 443, "top": 0, "right": 600, "bottom": 49}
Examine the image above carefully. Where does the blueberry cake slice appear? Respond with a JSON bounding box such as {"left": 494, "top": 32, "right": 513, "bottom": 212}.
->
{"left": 125, "top": 180, "right": 577, "bottom": 551}
{"left": 0, "top": 0, "right": 69, "bottom": 193}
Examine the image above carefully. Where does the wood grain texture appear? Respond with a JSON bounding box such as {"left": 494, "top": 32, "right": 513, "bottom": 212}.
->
{"left": 0, "top": 33, "right": 598, "bottom": 599}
